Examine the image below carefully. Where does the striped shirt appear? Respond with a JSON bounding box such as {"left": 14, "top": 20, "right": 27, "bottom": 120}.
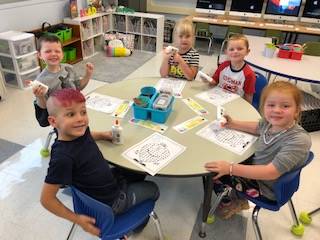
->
{"left": 168, "top": 47, "right": 199, "bottom": 79}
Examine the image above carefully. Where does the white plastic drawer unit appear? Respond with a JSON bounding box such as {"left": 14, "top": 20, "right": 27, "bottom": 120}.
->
{"left": 0, "top": 31, "right": 36, "bottom": 57}
{"left": 0, "top": 53, "right": 38, "bottom": 73}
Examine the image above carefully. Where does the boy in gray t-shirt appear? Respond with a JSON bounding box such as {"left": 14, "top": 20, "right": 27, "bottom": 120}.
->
{"left": 205, "top": 81, "right": 311, "bottom": 219}
{"left": 30, "top": 35, "right": 93, "bottom": 126}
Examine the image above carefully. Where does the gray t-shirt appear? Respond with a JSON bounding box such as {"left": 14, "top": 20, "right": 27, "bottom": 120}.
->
{"left": 253, "top": 119, "right": 311, "bottom": 200}
{"left": 35, "top": 64, "right": 81, "bottom": 105}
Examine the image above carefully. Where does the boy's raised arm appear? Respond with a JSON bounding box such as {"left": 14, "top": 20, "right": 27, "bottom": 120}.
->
{"left": 79, "top": 63, "right": 94, "bottom": 90}
{"left": 40, "top": 183, "right": 100, "bottom": 236}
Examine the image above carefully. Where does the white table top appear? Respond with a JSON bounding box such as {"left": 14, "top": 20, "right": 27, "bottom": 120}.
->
{"left": 245, "top": 35, "right": 320, "bottom": 84}
{"left": 88, "top": 77, "right": 260, "bottom": 177}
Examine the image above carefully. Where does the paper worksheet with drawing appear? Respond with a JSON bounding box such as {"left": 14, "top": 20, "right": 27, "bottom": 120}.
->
{"left": 85, "top": 92, "right": 124, "bottom": 114}
{"left": 196, "top": 121, "right": 257, "bottom": 155}
{"left": 195, "top": 86, "right": 240, "bottom": 106}
{"left": 155, "top": 78, "right": 186, "bottom": 98}
{"left": 122, "top": 133, "right": 186, "bottom": 176}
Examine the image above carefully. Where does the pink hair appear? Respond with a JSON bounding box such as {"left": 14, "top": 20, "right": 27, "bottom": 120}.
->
{"left": 50, "top": 88, "right": 85, "bottom": 107}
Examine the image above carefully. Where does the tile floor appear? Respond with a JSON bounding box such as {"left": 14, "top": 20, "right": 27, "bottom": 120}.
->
{"left": 0, "top": 53, "right": 319, "bottom": 240}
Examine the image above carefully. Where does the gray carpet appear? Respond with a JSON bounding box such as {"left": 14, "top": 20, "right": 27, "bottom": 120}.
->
{"left": 190, "top": 206, "right": 247, "bottom": 240}
{"left": 0, "top": 138, "right": 24, "bottom": 164}
{"left": 73, "top": 50, "right": 155, "bottom": 83}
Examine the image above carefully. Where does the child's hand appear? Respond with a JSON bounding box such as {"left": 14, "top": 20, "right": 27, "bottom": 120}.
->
{"left": 76, "top": 214, "right": 100, "bottom": 237}
{"left": 85, "top": 62, "right": 94, "bottom": 75}
{"left": 162, "top": 48, "right": 172, "bottom": 59}
{"left": 221, "top": 115, "right": 232, "bottom": 128}
{"left": 204, "top": 161, "right": 230, "bottom": 180}
{"left": 173, "top": 52, "right": 183, "bottom": 64}
{"left": 32, "top": 84, "right": 48, "bottom": 97}
{"left": 101, "top": 131, "right": 113, "bottom": 141}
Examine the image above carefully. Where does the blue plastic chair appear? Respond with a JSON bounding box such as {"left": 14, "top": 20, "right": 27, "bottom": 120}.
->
{"left": 252, "top": 72, "right": 268, "bottom": 110}
{"left": 208, "top": 151, "right": 314, "bottom": 240}
{"left": 239, "top": 151, "right": 314, "bottom": 240}
{"left": 67, "top": 187, "right": 165, "bottom": 240}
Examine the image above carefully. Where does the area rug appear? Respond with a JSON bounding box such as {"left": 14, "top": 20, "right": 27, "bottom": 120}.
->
{"left": 0, "top": 138, "right": 24, "bottom": 164}
{"left": 73, "top": 50, "right": 155, "bottom": 83}
{"left": 189, "top": 206, "right": 247, "bottom": 240}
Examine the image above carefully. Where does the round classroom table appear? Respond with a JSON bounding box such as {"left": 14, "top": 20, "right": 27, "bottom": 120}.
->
{"left": 245, "top": 35, "right": 320, "bottom": 84}
{"left": 88, "top": 77, "right": 260, "bottom": 237}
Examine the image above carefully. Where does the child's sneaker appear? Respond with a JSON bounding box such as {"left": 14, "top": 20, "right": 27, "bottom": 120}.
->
{"left": 217, "top": 199, "right": 250, "bottom": 219}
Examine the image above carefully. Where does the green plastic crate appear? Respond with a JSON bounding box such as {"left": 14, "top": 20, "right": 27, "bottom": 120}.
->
{"left": 63, "top": 47, "right": 77, "bottom": 62}
{"left": 63, "top": 28, "right": 72, "bottom": 42}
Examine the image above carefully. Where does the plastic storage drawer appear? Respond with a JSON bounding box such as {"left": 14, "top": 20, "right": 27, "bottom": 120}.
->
{"left": 3, "top": 71, "right": 19, "bottom": 86}
{"left": 0, "top": 39, "right": 10, "bottom": 54}
{"left": 12, "top": 37, "right": 36, "bottom": 57}
{"left": 17, "top": 53, "right": 39, "bottom": 72}
{"left": 20, "top": 69, "right": 40, "bottom": 87}
{"left": 0, "top": 55, "right": 15, "bottom": 71}
{"left": 3, "top": 68, "right": 40, "bottom": 88}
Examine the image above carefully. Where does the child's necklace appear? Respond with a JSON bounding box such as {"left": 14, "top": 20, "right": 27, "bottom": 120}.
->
{"left": 263, "top": 123, "right": 295, "bottom": 145}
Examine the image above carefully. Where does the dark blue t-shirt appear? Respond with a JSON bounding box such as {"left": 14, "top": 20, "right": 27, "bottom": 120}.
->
{"left": 45, "top": 127, "right": 120, "bottom": 206}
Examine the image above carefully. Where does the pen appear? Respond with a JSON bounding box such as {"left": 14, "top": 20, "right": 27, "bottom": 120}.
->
{"left": 133, "top": 158, "right": 146, "bottom": 166}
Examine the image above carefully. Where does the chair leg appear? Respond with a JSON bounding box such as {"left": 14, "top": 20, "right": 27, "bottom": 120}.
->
{"left": 288, "top": 199, "right": 305, "bottom": 236}
{"left": 207, "top": 187, "right": 230, "bottom": 220}
{"left": 252, "top": 205, "right": 263, "bottom": 240}
{"left": 208, "top": 38, "right": 212, "bottom": 55}
{"left": 40, "top": 130, "right": 55, "bottom": 157}
{"left": 150, "top": 211, "right": 165, "bottom": 240}
{"left": 66, "top": 223, "right": 77, "bottom": 240}
{"left": 288, "top": 199, "right": 300, "bottom": 226}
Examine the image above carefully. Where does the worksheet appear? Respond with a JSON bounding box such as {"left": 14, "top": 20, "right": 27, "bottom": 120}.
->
{"left": 155, "top": 78, "right": 186, "bottom": 98}
{"left": 195, "top": 86, "right": 240, "bottom": 106}
{"left": 196, "top": 121, "right": 257, "bottom": 155}
{"left": 86, "top": 93, "right": 123, "bottom": 114}
{"left": 122, "top": 133, "right": 186, "bottom": 175}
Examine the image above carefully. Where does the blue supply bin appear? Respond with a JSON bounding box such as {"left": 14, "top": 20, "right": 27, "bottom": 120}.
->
{"left": 132, "top": 87, "right": 174, "bottom": 124}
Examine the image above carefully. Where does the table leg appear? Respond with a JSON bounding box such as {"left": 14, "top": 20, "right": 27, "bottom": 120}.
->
{"left": 199, "top": 175, "right": 214, "bottom": 238}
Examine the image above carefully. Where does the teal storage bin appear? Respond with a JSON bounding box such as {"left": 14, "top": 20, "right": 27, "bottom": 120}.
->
{"left": 132, "top": 89, "right": 174, "bottom": 124}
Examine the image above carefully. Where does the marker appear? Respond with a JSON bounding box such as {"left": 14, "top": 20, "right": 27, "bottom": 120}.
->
{"left": 133, "top": 158, "right": 146, "bottom": 166}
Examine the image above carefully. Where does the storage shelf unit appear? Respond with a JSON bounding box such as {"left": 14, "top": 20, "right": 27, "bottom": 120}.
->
{"left": 0, "top": 31, "right": 40, "bottom": 89}
{"left": 64, "top": 11, "right": 164, "bottom": 58}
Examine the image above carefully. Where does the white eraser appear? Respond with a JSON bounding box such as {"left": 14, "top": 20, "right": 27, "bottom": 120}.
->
{"left": 217, "top": 105, "right": 225, "bottom": 121}
{"left": 29, "top": 80, "right": 49, "bottom": 93}
{"left": 198, "top": 71, "right": 212, "bottom": 82}
{"left": 165, "top": 46, "right": 179, "bottom": 54}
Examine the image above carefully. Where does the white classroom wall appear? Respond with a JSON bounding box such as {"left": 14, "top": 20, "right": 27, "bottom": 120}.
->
{"left": 0, "top": 0, "right": 70, "bottom": 32}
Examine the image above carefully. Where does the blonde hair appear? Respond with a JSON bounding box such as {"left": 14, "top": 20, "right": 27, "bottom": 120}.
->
{"left": 259, "top": 81, "right": 303, "bottom": 121}
{"left": 173, "top": 17, "right": 195, "bottom": 46}
{"left": 227, "top": 34, "right": 249, "bottom": 50}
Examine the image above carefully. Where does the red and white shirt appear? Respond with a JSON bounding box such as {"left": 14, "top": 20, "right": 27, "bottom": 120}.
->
{"left": 212, "top": 61, "right": 256, "bottom": 97}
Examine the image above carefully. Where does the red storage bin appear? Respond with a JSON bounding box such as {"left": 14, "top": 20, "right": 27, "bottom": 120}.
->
{"left": 277, "top": 44, "right": 303, "bottom": 61}
{"left": 291, "top": 51, "right": 303, "bottom": 60}
{"left": 278, "top": 48, "right": 291, "bottom": 59}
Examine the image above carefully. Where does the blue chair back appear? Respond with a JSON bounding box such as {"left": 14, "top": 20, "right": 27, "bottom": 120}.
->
{"left": 240, "top": 151, "right": 314, "bottom": 211}
{"left": 70, "top": 187, "right": 156, "bottom": 240}
{"left": 253, "top": 72, "right": 268, "bottom": 110}
{"left": 274, "top": 151, "right": 314, "bottom": 207}
{"left": 71, "top": 187, "right": 114, "bottom": 236}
